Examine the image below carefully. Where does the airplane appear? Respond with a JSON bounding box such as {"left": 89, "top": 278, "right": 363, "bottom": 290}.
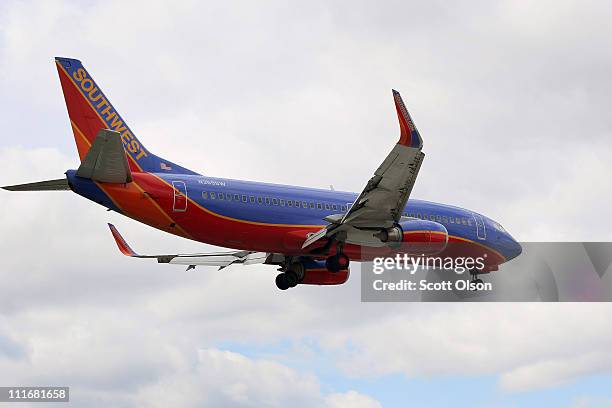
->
{"left": 2, "top": 57, "right": 522, "bottom": 290}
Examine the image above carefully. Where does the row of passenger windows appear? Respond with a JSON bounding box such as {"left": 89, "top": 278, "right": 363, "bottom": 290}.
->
{"left": 202, "top": 191, "right": 349, "bottom": 212}
{"left": 202, "top": 190, "right": 471, "bottom": 225}
{"left": 402, "top": 212, "right": 472, "bottom": 226}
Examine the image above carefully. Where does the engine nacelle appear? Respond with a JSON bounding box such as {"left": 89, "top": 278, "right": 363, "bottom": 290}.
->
{"left": 376, "top": 219, "right": 448, "bottom": 255}
{"left": 299, "top": 258, "right": 350, "bottom": 285}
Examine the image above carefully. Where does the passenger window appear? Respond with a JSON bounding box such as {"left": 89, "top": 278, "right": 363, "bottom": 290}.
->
{"left": 462, "top": 218, "right": 467, "bottom": 225}
{"left": 202, "top": 192, "right": 208, "bottom": 199}
{"left": 280, "top": 199, "right": 285, "bottom": 206}
{"left": 273, "top": 198, "right": 278, "bottom": 205}
{"left": 341, "top": 205, "right": 347, "bottom": 211}
{"left": 467, "top": 219, "right": 473, "bottom": 226}
{"left": 242, "top": 195, "right": 247, "bottom": 202}
{"left": 442, "top": 216, "right": 448, "bottom": 223}
{"left": 302, "top": 201, "right": 307, "bottom": 208}
{"left": 317, "top": 203, "right": 322, "bottom": 210}
{"left": 325, "top": 204, "right": 330, "bottom": 210}
{"left": 234, "top": 194, "right": 240, "bottom": 201}
{"left": 257, "top": 197, "right": 263, "bottom": 204}
{"left": 265, "top": 197, "right": 271, "bottom": 205}
{"left": 430, "top": 215, "right": 435, "bottom": 221}
{"left": 436, "top": 215, "right": 441, "bottom": 222}
{"left": 416, "top": 213, "right": 421, "bottom": 219}
{"left": 288, "top": 200, "right": 293, "bottom": 207}
{"left": 250, "top": 196, "right": 255, "bottom": 203}
{"left": 219, "top": 193, "right": 225, "bottom": 200}
{"left": 310, "top": 202, "right": 315, "bottom": 209}
{"left": 210, "top": 192, "right": 216, "bottom": 199}
{"left": 332, "top": 204, "right": 338, "bottom": 210}
{"left": 449, "top": 217, "right": 454, "bottom": 223}
{"left": 456, "top": 217, "right": 461, "bottom": 224}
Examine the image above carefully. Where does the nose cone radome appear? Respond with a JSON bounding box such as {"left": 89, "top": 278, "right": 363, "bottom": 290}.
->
{"left": 508, "top": 237, "right": 522, "bottom": 261}
{"left": 499, "top": 233, "right": 522, "bottom": 261}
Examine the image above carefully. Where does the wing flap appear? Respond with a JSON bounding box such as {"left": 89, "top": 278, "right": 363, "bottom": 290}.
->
{"left": 108, "top": 224, "right": 269, "bottom": 268}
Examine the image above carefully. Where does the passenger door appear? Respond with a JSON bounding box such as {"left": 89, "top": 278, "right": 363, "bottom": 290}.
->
{"left": 172, "top": 180, "right": 188, "bottom": 212}
{"left": 472, "top": 213, "right": 486, "bottom": 240}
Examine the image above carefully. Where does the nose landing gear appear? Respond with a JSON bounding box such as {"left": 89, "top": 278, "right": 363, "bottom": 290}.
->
{"left": 469, "top": 269, "right": 484, "bottom": 288}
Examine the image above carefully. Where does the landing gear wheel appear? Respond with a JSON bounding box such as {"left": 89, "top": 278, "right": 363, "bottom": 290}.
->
{"left": 325, "top": 256, "right": 337, "bottom": 272}
{"left": 284, "top": 271, "right": 299, "bottom": 288}
{"left": 469, "top": 269, "right": 483, "bottom": 290}
{"left": 275, "top": 273, "right": 290, "bottom": 290}
{"left": 326, "top": 253, "right": 350, "bottom": 273}
{"left": 337, "top": 253, "right": 350, "bottom": 269}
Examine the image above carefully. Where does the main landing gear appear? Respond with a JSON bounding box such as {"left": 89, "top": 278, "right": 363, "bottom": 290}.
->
{"left": 325, "top": 252, "right": 350, "bottom": 273}
{"left": 275, "top": 261, "right": 305, "bottom": 291}
{"left": 275, "top": 270, "right": 298, "bottom": 290}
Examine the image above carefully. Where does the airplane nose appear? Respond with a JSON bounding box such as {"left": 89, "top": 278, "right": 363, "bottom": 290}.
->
{"left": 508, "top": 237, "right": 522, "bottom": 260}
{"left": 496, "top": 233, "right": 522, "bottom": 261}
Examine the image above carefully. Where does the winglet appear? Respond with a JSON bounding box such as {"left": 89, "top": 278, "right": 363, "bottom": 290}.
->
{"left": 108, "top": 223, "right": 138, "bottom": 256}
{"left": 393, "top": 89, "right": 423, "bottom": 149}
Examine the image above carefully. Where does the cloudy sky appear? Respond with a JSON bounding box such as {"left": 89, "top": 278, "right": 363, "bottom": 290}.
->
{"left": 2, "top": 0, "right": 612, "bottom": 406}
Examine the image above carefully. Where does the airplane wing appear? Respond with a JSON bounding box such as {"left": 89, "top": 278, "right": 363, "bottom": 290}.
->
{"left": 108, "top": 224, "right": 269, "bottom": 269}
{"left": 303, "top": 90, "right": 424, "bottom": 248}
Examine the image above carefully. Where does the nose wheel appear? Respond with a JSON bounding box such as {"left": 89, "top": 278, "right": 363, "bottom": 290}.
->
{"left": 469, "top": 269, "right": 484, "bottom": 289}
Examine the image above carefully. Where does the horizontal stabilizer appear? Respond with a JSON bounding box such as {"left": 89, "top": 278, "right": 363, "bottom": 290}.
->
{"left": 76, "top": 129, "right": 132, "bottom": 183}
{"left": 2, "top": 178, "right": 70, "bottom": 191}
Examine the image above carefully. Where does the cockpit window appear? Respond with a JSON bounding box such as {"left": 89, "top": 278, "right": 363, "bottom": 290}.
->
{"left": 492, "top": 222, "right": 506, "bottom": 232}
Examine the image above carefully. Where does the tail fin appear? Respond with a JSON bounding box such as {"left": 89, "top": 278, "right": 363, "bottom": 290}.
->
{"left": 55, "top": 57, "right": 198, "bottom": 175}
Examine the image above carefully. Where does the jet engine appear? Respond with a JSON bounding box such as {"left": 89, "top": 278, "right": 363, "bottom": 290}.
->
{"left": 375, "top": 219, "right": 448, "bottom": 254}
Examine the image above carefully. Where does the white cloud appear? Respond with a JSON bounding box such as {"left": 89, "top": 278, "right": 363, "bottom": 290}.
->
{"left": 323, "top": 304, "right": 612, "bottom": 393}
{"left": 134, "top": 348, "right": 325, "bottom": 408}
{"left": 133, "top": 348, "right": 381, "bottom": 408}
{"left": 499, "top": 351, "right": 612, "bottom": 392}
{"left": 325, "top": 390, "right": 382, "bottom": 408}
